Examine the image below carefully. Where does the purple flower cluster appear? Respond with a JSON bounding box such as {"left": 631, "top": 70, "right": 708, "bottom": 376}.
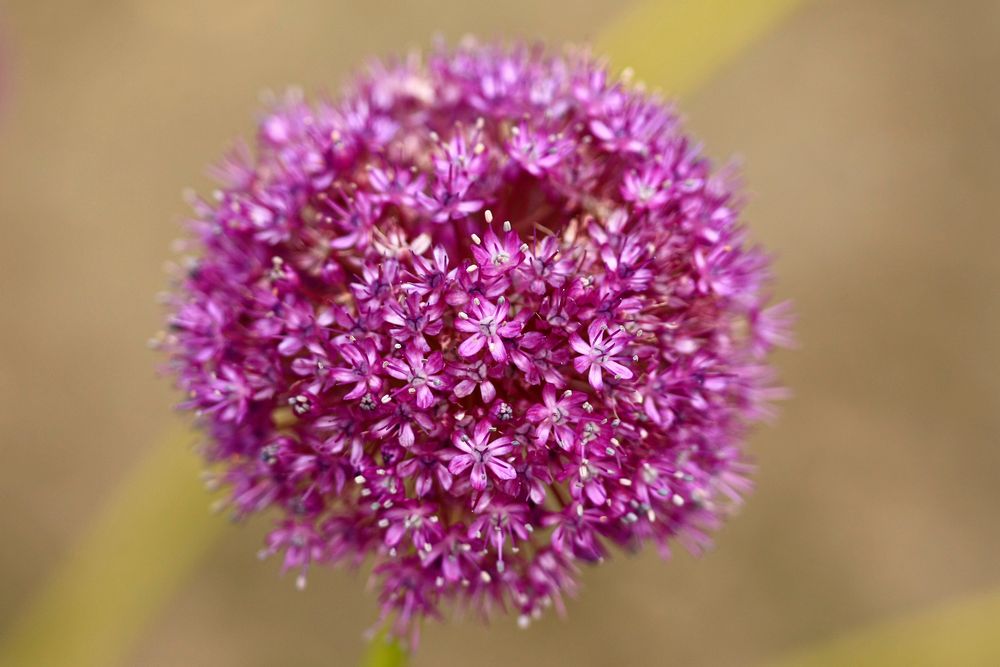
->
{"left": 159, "top": 41, "right": 791, "bottom": 642}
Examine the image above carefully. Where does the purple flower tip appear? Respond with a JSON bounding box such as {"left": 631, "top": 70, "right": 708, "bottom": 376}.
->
{"left": 157, "top": 40, "right": 791, "bottom": 644}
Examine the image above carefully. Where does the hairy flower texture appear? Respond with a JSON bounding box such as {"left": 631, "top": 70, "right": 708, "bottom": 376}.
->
{"left": 159, "top": 40, "right": 791, "bottom": 644}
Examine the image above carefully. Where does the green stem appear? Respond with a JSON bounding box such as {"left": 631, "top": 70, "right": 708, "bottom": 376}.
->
{"left": 362, "top": 633, "right": 409, "bottom": 667}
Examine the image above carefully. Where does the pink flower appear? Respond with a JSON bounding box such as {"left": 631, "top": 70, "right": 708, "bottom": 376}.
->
{"left": 380, "top": 503, "right": 443, "bottom": 552}
{"left": 403, "top": 246, "right": 453, "bottom": 303}
{"left": 526, "top": 386, "right": 585, "bottom": 450}
{"left": 450, "top": 359, "right": 498, "bottom": 404}
{"left": 370, "top": 400, "right": 433, "bottom": 449}
{"left": 382, "top": 294, "right": 444, "bottom": 352}
{"left": 330, "top": 339, "right": 382, "bottom": 400}
{"left": 518, "top": 235, "right": 573, "bottom": 294}
{"left": 454, "top": 296, "right": 523, "bottom": 362}
{"left": 448, "top": 420, "right": 517, "bottom": 491}
{"left": 470, "top": 219, "right": 526, "bottom": 277}
{"left": 569, "top": 320, "right": 635, "bottom": 390}
{"left": 621, "top": 164, "right": 673, "bottom": 210}
{"left": 396, "top": 445, "right": 453, "bottom": 497}
{"left": 506, "top": 121, "right": 575, "bottom": 177}
{"left": 159, "top": 40, "right": 790, "bottom": 644}
{"left": 383, "top": 347, "right": 446, "bottom": 409}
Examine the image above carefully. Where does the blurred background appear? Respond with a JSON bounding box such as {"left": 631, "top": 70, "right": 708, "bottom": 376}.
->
{"left": 2, "top": 0, "right": 999, "bottom": 665}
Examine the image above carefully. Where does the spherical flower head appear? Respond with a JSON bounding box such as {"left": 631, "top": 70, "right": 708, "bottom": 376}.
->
{"left": 158, "top": 40, "right": 792, "bottom": 644}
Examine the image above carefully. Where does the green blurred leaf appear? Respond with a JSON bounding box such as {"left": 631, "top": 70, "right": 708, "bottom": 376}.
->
{"left": 766, "top": 589, "right": 1000, "bottom": 667}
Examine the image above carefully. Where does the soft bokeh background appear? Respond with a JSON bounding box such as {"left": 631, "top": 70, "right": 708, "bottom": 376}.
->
{"left": 2, "top": 0, "right": 999, "bottom": 665}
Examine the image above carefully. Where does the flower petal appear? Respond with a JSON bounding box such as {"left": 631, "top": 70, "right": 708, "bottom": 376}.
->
{"left": 458, "top": 334, "right": 486, "bottom": 357}
{"left": 487, "top": 335, "right": 507, "bottom": 363}
{"left": 487, "top": 458, "right": 516, "bottom": 481}
{"left": 602, "top": 359, "right": 634, "bottom": 380}
{"left": 588, "top": 363, "right": 604, "bottom": 390}
{"left": 448, "top": 453, "right": 473, "bottom": 474}
{"left": 568, "top": 334, "right": 590, "bottom": 355}
{"left": 470, "top": 462, "right": 489, "bottom": 490}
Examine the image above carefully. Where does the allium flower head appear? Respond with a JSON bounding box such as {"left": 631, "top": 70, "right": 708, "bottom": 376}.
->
{"left": 159, "top": 40, "right": 791, "bottom": 643}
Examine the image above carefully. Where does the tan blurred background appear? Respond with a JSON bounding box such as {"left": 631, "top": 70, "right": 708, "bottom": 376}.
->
{"left": 2, "top": 0, "right": 999, "bottom": 665}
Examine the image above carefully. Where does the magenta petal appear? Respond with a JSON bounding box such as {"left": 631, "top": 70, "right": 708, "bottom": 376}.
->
{"left": 588, "top": 363, "right": 604, "bottom": 389}
{"left": 458, "top": 334, "right": 486, "bottom": 357}
{"left": 448, "top": 454, "right": 473, "bottom": 474}
{"left": 400, "top": 423, "right": 415, "bottom": 448}
{"left": 480, "top": 380, "right": 496, "bottom": 404}
{"left": 453, "top": 379, "right": 475, "bottom": 398}
{"left": 497, "top": 321, "right": 522, "bottom": 337}
{"left": 452, "top": 432, "right": 474, "bottom": 453}
{"left": 568, "top": 334, "right": 590, "bottom": 355}
{"left": 587, "top": 319, "right": 605, "bottom": 342}
{"left": 603, "top": 359, "right": 634, "bottom": 380}
{"left": 277, "top": 337, "right": 302, "bottom": 356}
{"left": 586, "top": 482, "right": 607, "bottom": 506}
{"left": 525, "top": 405, "right": 547, "bottom": 422}
{"left": 416, "top": 385, "right": 434, "bottom": 409}
{"left": 487, "top": 336, "right": 507, "bottom": 362}
{"left": 385, "top": 522, "right": 406, "bottom": 546}
{"left": 495, "top": 298, "right": 510, "bottom": 322}
{"left": 487, "top": 458, "right": 516, "bottom": 481}
{"left": 554, "top": 426, "right": 574, "bottom": 450}
{"left": 344, "top": 383, "right": 367, "bottom": 400}
{"left": 472, "top": 419, "right": 491, "bottom": 444}
{"left": 470, "top": 463, "right": 488, "bottom": 490}
{"left": 436, "top": 466, "right": 453, "bottom": 491}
